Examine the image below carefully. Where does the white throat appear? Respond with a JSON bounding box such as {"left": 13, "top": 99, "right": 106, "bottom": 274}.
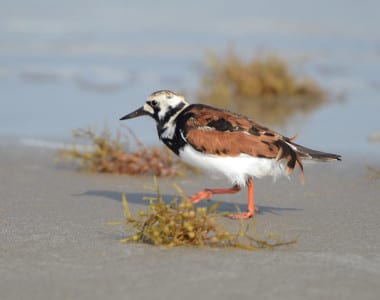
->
{"left": 159, "top": 104, "right": 188, "bottom": 139}
{"left": 161, "top": 123, "right": 177, "bottom": 139}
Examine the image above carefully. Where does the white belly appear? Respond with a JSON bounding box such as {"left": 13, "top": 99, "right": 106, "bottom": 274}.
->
{"left": 179, "top": 145, "right": 287, "bottom": 186}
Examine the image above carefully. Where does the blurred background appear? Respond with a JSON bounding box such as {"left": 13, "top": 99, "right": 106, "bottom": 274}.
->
{"left": 1, "top": 0, "right": 379, "bottom": 156}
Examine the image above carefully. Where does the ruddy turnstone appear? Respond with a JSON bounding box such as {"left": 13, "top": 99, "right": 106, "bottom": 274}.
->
{"left": 120, "top": 90, "right": 341, "bottom": 219}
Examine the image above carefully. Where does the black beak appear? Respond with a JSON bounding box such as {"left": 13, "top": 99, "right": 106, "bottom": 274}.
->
{"left": 120, "top": 106, "right": 147, "bottom": 120}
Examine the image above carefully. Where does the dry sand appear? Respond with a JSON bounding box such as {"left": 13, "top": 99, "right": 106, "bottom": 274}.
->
{"left": 1, "top": 142, "right": 379, "bottom": 300}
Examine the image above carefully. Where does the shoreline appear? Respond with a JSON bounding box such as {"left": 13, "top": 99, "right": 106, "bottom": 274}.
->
{"left": 1, "top": 143, "right": 379, "bottom": 300}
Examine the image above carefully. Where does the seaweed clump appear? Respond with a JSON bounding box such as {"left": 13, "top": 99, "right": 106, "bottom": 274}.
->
{"left": 113, "top": 179, "right": 295, "bottom": 250}
{"left": 367, "top": 165, "right": 380, "bottom": 179}
{"left": 58, "top": 126, "right": 191, "bottom": 177}
{"left": 198, "top": 50, "right": 326, "bottom": 125}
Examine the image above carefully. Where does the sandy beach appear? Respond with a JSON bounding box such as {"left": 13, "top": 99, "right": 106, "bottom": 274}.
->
{"left": 1, "top": 142, "right": 379, "bottom": 300}
{"left": 2, "top": 0, "right": 380, "bottom": 299}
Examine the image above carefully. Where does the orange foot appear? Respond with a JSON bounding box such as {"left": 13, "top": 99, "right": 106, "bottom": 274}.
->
{"left": 190, "top": 186, "right": 241, "bottom": 204}
{"left": 228, "top": 210, "right": 255, "bottom": 220}
{"left": 190, "top": 190, "right": 213, "bottom": 203}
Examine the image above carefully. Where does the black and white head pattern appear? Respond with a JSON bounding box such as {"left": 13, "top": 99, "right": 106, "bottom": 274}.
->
{"left": 143, "top": 90, "right": 189, "bottom": 139}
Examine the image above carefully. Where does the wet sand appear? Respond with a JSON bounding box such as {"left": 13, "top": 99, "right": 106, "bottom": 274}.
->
{"left": 1, "top": 142, "right": 379, "bottom": 300}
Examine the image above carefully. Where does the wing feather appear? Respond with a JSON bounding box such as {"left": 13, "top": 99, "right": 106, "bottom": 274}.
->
{"left": 181, "top": 105, "right": 303, "bottom": 174}
{"left": 176, "top": 104, "right": 340, "bottom": 181}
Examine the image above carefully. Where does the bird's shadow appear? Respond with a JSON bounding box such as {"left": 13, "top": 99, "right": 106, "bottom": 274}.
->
{"left": 75, "top": 190, "right": 301, "bottom": 216}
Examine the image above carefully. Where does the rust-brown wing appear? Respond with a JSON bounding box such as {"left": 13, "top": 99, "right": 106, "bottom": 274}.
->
{"left": 183, "top": 105, "right": 282, "bottom": 158}
{"left": 182, "top": 104, "right": 305, "bottom": 178}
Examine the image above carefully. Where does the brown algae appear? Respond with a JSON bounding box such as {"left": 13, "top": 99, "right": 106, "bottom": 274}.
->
{"left": 114, "top": 178, "right": 296, "bottom": 250}
{"left": 198, "top": 50, "right": 326, "bottom": 125}
{"left": 367, "top": 165, "right": 380, "bottom": 179}
{"left": 58, "top": 126, "right": 192, "bottom": 177}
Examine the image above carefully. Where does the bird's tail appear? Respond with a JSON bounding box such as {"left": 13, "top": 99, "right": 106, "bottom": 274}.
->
{"left": 289, "top": 142, "right": 342, "bottom": 162}
{"left": 275, "top": 138, "right": 341, "bottom": 184}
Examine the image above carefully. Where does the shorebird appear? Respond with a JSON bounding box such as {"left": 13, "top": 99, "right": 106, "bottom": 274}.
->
{"left": 120, "top": 90, "right": 341, "bottom": 219}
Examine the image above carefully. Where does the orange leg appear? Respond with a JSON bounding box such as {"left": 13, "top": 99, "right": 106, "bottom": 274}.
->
{"left": 228, "top": 178, "right": 258, "bottom": 219}
{"left": 190, "top": 185, "right": 241, "bottom": 203}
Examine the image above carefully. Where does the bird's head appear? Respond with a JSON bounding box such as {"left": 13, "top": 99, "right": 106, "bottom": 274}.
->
{"left": 120, "top": 90, "right": 189, "bottom": 124}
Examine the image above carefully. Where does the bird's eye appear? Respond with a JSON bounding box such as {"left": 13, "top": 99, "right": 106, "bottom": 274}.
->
{"left": 150, "top": 100, "right": 158, "bottom": 106}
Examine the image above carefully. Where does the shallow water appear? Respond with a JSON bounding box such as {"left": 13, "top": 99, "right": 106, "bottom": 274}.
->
{"left": 1, "top": 0, "right": 379, "bottom": 156}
